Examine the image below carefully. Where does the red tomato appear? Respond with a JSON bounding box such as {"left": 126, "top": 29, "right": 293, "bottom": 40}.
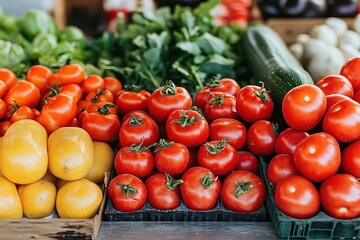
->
{"left": 104, "top": 76, "right": 122, "bottom": 95}
{"left": 86, "top": 89, "right": 114, "bottom": 103}
{"left": 121, "top": 110, "right": 150, "bottom": 123}
{"left": 341, "top": 139, "right": 360, "bottom": 178}
{"left": 145, "top": 173, "right": 182, "bottom": 210}
{"left": 282, "top": 84, "right": 326, "bottom": 131}
{"left": 323, "top": 98, "right": 360, "bottom": 142}
{"left": 26, "top": 65, "right": 53, "bottom": 94}
{"left": 187, "top": 147, "right": 198, "bottom": 169}
{"left": 0, "top": 120, "right": 11, "bottom": 136}
{"left": 294, "top": 132, "right": 341, "bottom": 182}
{"left": 119, "top": 114, "right": 159, "bottom": 147}
{"left": 114, "top": 144, "right": 154, "bottom": 178}
{"left": 236, "top": 151, "right": 258, "bottom": 174}
{"left": 209, "top": 118, "right": 247, "bottom": 150}
{"left": 36, "top": 93, "right": 77, "bottom": 134}
{"left": 116, "top": 90, "right": 151, "bottom": 116}
{"left": 4, "top": 80, "right": 41, "bottom": 110}
{"left": 0, "top": 81, "right": 7, "bottom": 99}
{"left": 340, "top": 57, "right": 360, "bottom": 92}
{"left": 0, "top": 99, "right": 7, "bottom": 120}
{"left": 50, "top": 63, "right": 85, "bottom": 86}
{"left": 275, "top": 175, "right": 320, "bottom": 219}
{"left": 60, "top": 83, "right": 83, "bottom": 103}
{"left": 320, "top": 174, "right": 360, "bottom": 219}
{"left": 180, "top": 167, "right": 221, "bottom": 211}
{"left": 9, "top": 105, "right": 36, "bottom": 123}
{"left": 197, "top": 139, "right": 238, "bottom": 176}
{"left": 267, "top": 154, "right": 299, "bottom": 186}
{"left": 108, "top": 173, "right": 147, "bottom": 212}
{"left": 275, "top": 128, "right": 309, "bottom": 155}
{"left": 166, "top": 109, "right": 209, "bottom": 148}
{"left": 154, "top": 139, "right": 189, "bottom": 175}
{"left": 316, "top": 75, "right": 354, "bottom": 98}
{"left": 235, "top": 84, "right": 274, "bottom": 123}
{"left": 81, "top": 74, "right": 104, "bottom": 94}
{"left": 148, "top": 80, "right": 192, "bottom": 123}
{"left": 247, "top": 120, "right": 277, "bottom": 156}
{"left": 203, "top": 92, "right": 238, "bottom": 123}
{"left": 69, "top": 117, "right": 80, "bottom": 127}
{"left": 85, "top": 102, "right": 118, "bottom": 116}
{"left": 194, "top": 78, "right": 240, "bottom": 109}
{"left": 220, "top": 170, "right": 266, "bottom": 213}
{"left": 0, "top": 68, "right": 17, "bottom": 90}
{"left": 325, "top": 94, "right": 352, "bottom": 112}
{"left": 353, "top": 89, "right": 360, "bottom": 103}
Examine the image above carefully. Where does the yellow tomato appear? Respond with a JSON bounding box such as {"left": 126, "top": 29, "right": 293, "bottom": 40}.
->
{"left": 0, "top": 120, "right": 48, "bottom": 184}
{"left": 48, "top": 127, "right": 94, "bottom": 181}
{"left": 85, "top": 141, "right": 114, "bottom": 183}
{"left": 56, "top": 178, "right": 102, "bottom": 219}
{"left": 0, "top": 177, "right": 23, "bottom": 219}
{"left": 0, "top": 137, "right": 3, "bottom": 177}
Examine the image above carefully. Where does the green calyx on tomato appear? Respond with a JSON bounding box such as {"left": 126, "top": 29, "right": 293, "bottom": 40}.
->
{"left": 7, "top": 100, "right": 20, "bottom": 117}
{"left": 201, "top": 172, "right": 218, "bottom": 189}
{"left": 254, "top": 81, "right": 269, "bottom": 103}
{"left": 154, "top": 138, "right": 175, "bottom": 153}
{"left": 127, "top": 139, "right": 156, "bottom": 153}
{"left": 209, "top": 93, "right": 225, "bottom": 106}
{"left": 117, "top": 183, "right": 138, "bottom": 199}
{"left": 234, "top": 181, "right": 253, "bottom": 199}
{"left": 205, "top": 138, "right": 228, "bottom": 155}
{"left": 165, "top": 173, "right": 183, "bottom": 190}
{"left": 90, "top": 89, "right": 105, "bottom": 103}
{"left": 171, "top": 111, "right": 202, "bottom": 127}
{"left": 160, "top": 80, "right": 177, "bottom": 96}
{"left": 272, "top": 122, "right": 279, "bottom": 135}
{"left": 128, "top": 114, "right": 143, "bottom": 126}
{"left": 43, "top": 84, "right": 60, "bottom": 104}
{"left": 97, "top": 104, "right": 116, "bottom": 115}
{"left": 206, "top": 76, "right": 221, "bottom": 88}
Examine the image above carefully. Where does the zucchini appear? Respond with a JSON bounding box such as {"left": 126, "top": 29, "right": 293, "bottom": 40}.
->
{"left": 242, "top": 25, "right": 314, "bottom": 104}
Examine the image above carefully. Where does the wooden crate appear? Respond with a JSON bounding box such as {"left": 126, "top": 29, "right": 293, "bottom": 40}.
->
{"left": 0, "top": 172, "right": 110, "bottom": 240}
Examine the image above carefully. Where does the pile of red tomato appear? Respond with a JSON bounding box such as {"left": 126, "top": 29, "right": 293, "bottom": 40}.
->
{"left": 267, "top": 57, "right": 360, "bottom": 220}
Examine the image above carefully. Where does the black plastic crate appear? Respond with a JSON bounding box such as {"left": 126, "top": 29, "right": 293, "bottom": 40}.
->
{"left": 104, "top": 198, "right": 267, "bottom": 221}
{"left": 259, "top": 160, "right": 360, "bottom": 239}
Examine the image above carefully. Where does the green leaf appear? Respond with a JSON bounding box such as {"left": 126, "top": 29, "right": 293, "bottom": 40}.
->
{"left": 176, "top": 41, "right": 201, "bottom": 55}
{"left": 196, "top": 33, "right": 226, "bottom": 54}
{"left": 194, "top": 0, "right": 220, "bottom": 17}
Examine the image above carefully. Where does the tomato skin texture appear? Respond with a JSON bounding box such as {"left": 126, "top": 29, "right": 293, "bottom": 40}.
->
{"left": 116, "top": 90, "right": 151, "bottom": 116}
{"left": 82, "top": 74, "right": 105, "bottom": 94}
{"left": 0, "top": 120, "right": 11, "bottom": 136}
{"left": 236, "top": 151, "right": 258, "bottom": 174}
{"left": 36, "top": 93, "right": 77, "bottom": 134}
{"left": 4, "top": 80, "right": 41, "bottom": 109}
{"left": 108, "top": 174, "right": 147, "bottom": 212}
{"left": 50, "top": 63, "right": 85, "bottom": 86}
{"left": 145, "top": 173, "right": 181, "bottom": 210}
{"left": 341, "top": 139, "right": 360, "bottom": 178}
{"left": 340, "top": 57, "right": 360, "bottom": 92}
{"left": 148, "top": 86, "right": 192, "bottom": 123}
{"left": 282, "top": 84, "right": 326, "bottom": 131}
{"left": 0, "top": 68, "right": 17, "bottom": 90}
{"left": 209, "top": 118, "right": 247, "bottom": 150}
{"left": 0, "top": 99, "right": 7, "bottom": 120}
{"left": 320, "top": 174, "right": 360, "bottom": 219}
{"left": 325, "top": 94, "right": 352, "bottom": 112}
{"left": 203, "top": 93, "right": 238, "bottom": 123}
{"left": 267, "top": 154, "right": 299, "bottom": 186}
{"left": 166, "top": 110, "right": 209, "bottom": 148}
{"left": 236, "top": 85, "right": 274, "bottom": 123}
{"left": 155, "top": 142, "right": 189, "bottom": 175}
{"left": 25, "top": 65, "right": 53, "bottom": 94}
{"left": 197, "top": 140, "right": 238, "bottom": 176}
{"left": 9, "top": 106, "right": 36, "bottom": 123}
{"left": 121, "top": 110, "right": 150, "bottom": 123}
{"left": 114, "top": 147, "right": 154, "bottom": 178}
{"left": 81, "top": 112, "right": 120, "bottom": 142}
{"left": 180, "top": 167, "right": 221, "bottom": 211}
{"left": 119, "top": 115, "right": 159, "bottom": 147}
{"left": 86, "top": 89, "right": 114, "bottom": 103}
{"left": 247, "top": 120, "right": 276, "bottom": 156}
{"left": 275, "top": 175, "right": 320, "bottom": 219}
{"left": 316, "top": 75, "right": 354, "bottom": 98}
{"left": 323, "top": 99, "right": 360, "bottom": 142}
{"left": 275, "top": 128, "right": 309, "bottom": 155}
{"left": 104, "top": 76, "right": 122, "bottom": 95}
{"left": 220, "top": 170, "right": 266, "bottom": 213}
{"left": 294, "top": 132, "right": 341, "bottom": 182}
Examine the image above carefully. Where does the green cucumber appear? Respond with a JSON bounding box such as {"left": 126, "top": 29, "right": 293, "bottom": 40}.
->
{"left": 242, "top": 25, "right": 314, "bottom": 104}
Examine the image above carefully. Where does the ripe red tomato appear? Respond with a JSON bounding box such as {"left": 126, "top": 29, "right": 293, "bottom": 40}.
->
{"left": 114, "top": 144, "right": 154, "bottom": 178}
{"left": 25, "top": 65, "right": 53, "bottom": 94}
{"left": 236, "top": 151, "right": 258, "bottom": 174}
{"left": 325, "top": 94, "right": 352, "bottom": 112}
{"left": 145, "top": 173, "right": 182, "bottom": 210}
{"left": 148, "top": 80, "right": 192, "bottom": 123}
{"left": 116, "top": 89, "right": 151, "bottom": 116}
{"left": 341, "top": 139, "right": 360, "bottom": 178}
{"left": 0, "top": 99, "right": 7, "bottom": 120}
{"left": 4, "top": 80, "right": 41, "bottom": 110}
{"left": 154, "top": 139, "right": 189, "bottom": 175}
{"left": 0, "top": 81, "right": 7, "bottom": 99}
{"left": 0, "top": 68, "right": 17, "bottom": 91}
{"left": 104, "top": 76, "right": 122, "bottom": 95}
{"left": 180, "top": 166, "right": 221, "bottom": 211}
{"left": 209, "top": 118, "right": 247, "bottom": 150}
{"left": 121, "top": 110, "right": 150, "bottom": 123}
{"left": 81, "top": 74, "right": 105, "bottom": 94}
{"left": 220, "top": 170, "right": 266, "bottom": 213}
{"left": 275, "top": 128, "right": 309, "bottom": 155}
{"left": 119, "top": 114, "right": 159, "bottom": 147}
{"left": 108, "top": 173, "right": 147, "bottom": 212}
{"left": 267, "top": 154, "right": 299, "bottom": 186}
{"left": 316, "top": 75, "right": 354, "bottom": 98}
{"left": 187, "top": 147, "right": 198, "bottom": 169}
{"left": 50, "top": 63, "right": 85, "bottom": 86}
{"left": 86, "top": 89, "right": 114, "bottom": 103}
{"left": 275, "top": 175, "right": 320, "bottom": 219}
{"left": 353, "top": 89, "right": 360, "bottom": 104}
{"left": 0, "top": 120, "right": 11, "bottom": 136}
{"left": 323, "top": 98, "right": 360, "bottom": 142}
{"left": 294, "top": 132, "right": 340, "bottom": 182}
{"left": 9, "top": 105, "right": 36, "bottom": 123}
{"left": 247, "top": 120, "right": 277, "bottom": 156}
{"left": 236, "top": 84, "right": 274, "bottom": 123}
{"left": 166, "top": 109, "right": 209, "bottom": 148}
{"left": 282, "top": 84, "right": 326, "bottom": 131}
{"left": 340, "top": 57, "right": 360, "bottom": 92}
{"left": 320, "top": 174, "right": 360, "bottom": 219}
{"left": 203, "top": 92, "right": 238, "bottom": 123}
{"left": 197, "top": 139, "right": 238, "bottom": 176}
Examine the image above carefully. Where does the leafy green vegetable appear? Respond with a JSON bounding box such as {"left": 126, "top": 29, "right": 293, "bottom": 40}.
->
{"left": 0, "top": 39, "right": 25, "bottom": 69}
